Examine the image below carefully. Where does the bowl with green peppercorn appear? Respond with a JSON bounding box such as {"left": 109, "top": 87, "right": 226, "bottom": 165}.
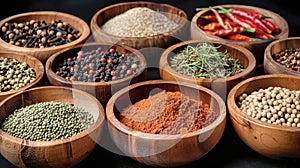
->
{"left": 45, "top": 42, "right": 147, "bottom": 106}
{"left": 0, "top": 50, "right": 44, "bottom": 102}
{"left": 0, "top": 86, "right": 105, "bottom": 168}
{"left": 0, "top": 11, "right": 91, "bottom": 64}
{"left": 159, "top": 39, "right": 256, "bottom": 100}
{"left": 227, "top": 74, "right": 300, "bottom": 159}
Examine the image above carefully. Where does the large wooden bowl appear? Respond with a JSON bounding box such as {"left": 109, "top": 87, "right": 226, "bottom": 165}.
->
{"left": 159, "top": 39, "right": 256, "bottom": 100}
{"left": 227, "top": 74, "right": 300, "bottom": 159}
{"left": 0, "top": 86, "right": 105, "bottom": 168}
{"left": 0, "top": 50, "right": 44, "bottom": 102}
{"left": 45, "top": 42, "right": 147, "bottom": 106}
{"left": 90, "top": 1, "right": 189, "bottom": 68}
{"left": 191, "top": 4, "right": 289, "bottom": 66}
{"left": 106, "top": 80, "right": 226, "bottom": 167}
{"left": 264, "top": 37, "right": 300, "bottom": 76}
{"left": 0, "top": 11, "right": 91, "bottom": 64}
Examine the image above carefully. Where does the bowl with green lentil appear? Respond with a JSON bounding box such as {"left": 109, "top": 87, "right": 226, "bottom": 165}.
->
{"left": 227, "top": 74, "right": 300, "bottom": 159}
{"left": 0, "top": 85, "right": 105, "bottom": 168}
{"left": 0, "top": 11, "right": 90, "bottom": 64}
{"left": 0, "top": 50, "right": 44, "bottom": 102}
{"left": 159, "top": 39, "right": 256, "bottom": 100}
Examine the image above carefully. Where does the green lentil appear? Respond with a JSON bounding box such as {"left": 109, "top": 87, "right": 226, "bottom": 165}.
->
{"left": 1, "top": 101, "right": 94, "bottom": 141}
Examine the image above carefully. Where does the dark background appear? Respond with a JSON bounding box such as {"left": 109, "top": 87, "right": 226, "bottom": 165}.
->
{"left": 1, "top": 0, "right": 300, "bottom": 167}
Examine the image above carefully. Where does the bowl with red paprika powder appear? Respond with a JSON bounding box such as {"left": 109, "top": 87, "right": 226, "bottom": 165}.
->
{"left": 191, "top": 4, "right": 289, "bottom": 67}
{"left": 106, "top": 80, "right": 227, "bottom": 167}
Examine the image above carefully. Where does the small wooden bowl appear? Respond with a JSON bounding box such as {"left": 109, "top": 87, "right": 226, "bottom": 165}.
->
{"left": 159, "top": 39, "right": 256, "bottom": 100}
{"left": 0, "top": 50, "right": 44, "bottom": 102}
{"left": 191, "top": 4, "right": 289, "bottom": 66}
{"left": 0, "top": 11, "right": 91, "bottom": 64}
{"left": 90, "top": 1, "right": 189, "bottom": 68}
{"left": 45, "top": 42, "right": 147, "bottom": 106}
{"left": 264, "top": 37, "right": 300, "bottom": 76}
{"left": 0, "top": 86, "right": 105, "bottom": 167}
{"left": 106, "top": 80, "right": 226, "bottom": 167}
{"left": 227, "top": 74, "right": 300, "bottom": 159}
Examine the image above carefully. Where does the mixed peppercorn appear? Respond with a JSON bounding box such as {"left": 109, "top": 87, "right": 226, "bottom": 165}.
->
{"left": 272, "top": 48, "right": 300, "bottom": 72}
{"left": 55, "top": 47, "right": 141, "bottom": 82}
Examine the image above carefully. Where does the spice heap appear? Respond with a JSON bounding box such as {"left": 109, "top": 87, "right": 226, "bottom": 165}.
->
{"left": 0, "top": 57, "right": 36, "bottom": 92}
{"left": 272, "top": 48, "right": 300, "bottom": 72}
{"left": 119, "top": 90, "right": 218, "bottom": 134}
{"left": 55, "top": 47, "right": 141, "bottom": 82}
{"left": 238, "top": 86, "right": 300, "bottom": 127}
{"left": 170, "top": 42, "right": 244, "bottom": 78}
{"left": 0, "top": 20, "right": 81, "bottom": 48}
{"left": 102, "top": 7, "right": 178, "bottom": 37}
{"left": 196, "top": 6, "right": 281, "bottom": 41}
{"left": 1, "top": 101, "right": 94, "bottom": 141}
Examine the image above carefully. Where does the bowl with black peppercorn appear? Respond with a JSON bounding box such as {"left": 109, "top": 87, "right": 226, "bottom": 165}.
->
{"left": 0, "top": 86, "right": 105, "bottom": 168}
{"left": 264, "top": 37, "right": 300, "bottom": 76}
{"left": 106, "top": 80, "right": 227, "bottom": 167}
{"left": 0, "top": 50, "right": 44, "bottom": 102}
{"left": 45, "top": 42, "right": 147, "bottom": 106}
{"left": 0, "top": 11, "right": 90, "bottom": 64}
{"left": 227, "top": 74, "right": 300, "bottom": 159}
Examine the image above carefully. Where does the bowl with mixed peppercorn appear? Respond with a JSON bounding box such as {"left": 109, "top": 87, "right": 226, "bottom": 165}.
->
{"left": 0, "top": 86, "right": 105, "bottom": 168}
{"left": 159, "top": 39, "right": 256, "bottom": 100}
{"left": 0, "top": 11, "right": 90, "bottom": 64}
{"left": 191, "top": 4, "right": 289, "bottom": 66}
{"left": 0, "top": 50, "right": 44, "bottom": 102}
{"left": 227, "top": 74, "right": 300, "bottom": 159}
{"left": 264, "top": 37, "right": 300, "bottom": 76}
{"left": 45, "top": 42, "right": 147, "bottom": 105}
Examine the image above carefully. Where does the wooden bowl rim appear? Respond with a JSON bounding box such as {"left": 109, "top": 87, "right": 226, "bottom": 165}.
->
{"left": 0, "top": 11, "right": 91, "bottom": 51}
{"left": 90, "top": 1, "right": 188, "bottom": 40}
{"left": 45, "top": 42, "right": 147, "bottom": 86}
{"left": 264, "top": 36, "right": 300, "bottom": 76}
{"left": 191, "top": 4, "right": 289, "bottom": 45}
{"left": 0, "top": 50, "right": 44, "bottom": 97}
{"left": 227, "top": 74, "right": 300, "bottom": 132}
{"left": 106, "top": 79, "right": 227, "bottom": 139}
{"left": 0, "top": 85, "right": 105, "bottom": 146}
{"left": 159, "top": 39, "right": 256, "bottom": 83}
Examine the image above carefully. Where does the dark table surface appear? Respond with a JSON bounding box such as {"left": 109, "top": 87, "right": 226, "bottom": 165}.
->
{"left": 1, "top": 0, "right": 300, "bottom": 167}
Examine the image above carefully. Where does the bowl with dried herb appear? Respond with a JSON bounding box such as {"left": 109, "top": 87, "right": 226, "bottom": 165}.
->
{"left": 159, "top": 39, "right": 256, "bottom": 100}
{"left": 106, "top": 80, "right": 226, "bottom": 167}
{"left": 0, "top": 86, "right": 105, "bottom": 168}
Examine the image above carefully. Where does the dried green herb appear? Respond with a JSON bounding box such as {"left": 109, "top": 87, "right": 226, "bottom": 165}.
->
{"left": 170, "top": 42, "right": 244, "bottom": 78}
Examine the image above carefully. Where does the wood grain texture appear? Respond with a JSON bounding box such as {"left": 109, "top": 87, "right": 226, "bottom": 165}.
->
{"left": 0, "top": 11, "right": 91, "bottom": 64}
{"left": 227, "top": 74, "right": 300, "bottom": 159}
{"left": 264, "top": 37, "right": 300, "bottom": 76}
{"left": 0, "top": 86, "right": 105, "bottom": 168}
{"left": 190, "top": 4, "right": 289, "bottom": 66}
{"left": 106, "top": 80, "right": 226, "bottom": 167}
{"left": 159, "top": 39, "right": 256, "bottom": 100}
{"left": 0, "top": 50, "right": 44, "bottom": 102}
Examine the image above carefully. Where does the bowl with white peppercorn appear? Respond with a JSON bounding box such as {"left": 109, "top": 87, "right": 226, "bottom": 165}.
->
{"left": 0, "top": 50, "right": 44, "bottom": 102}
{"left": 0, "top": 11, "right": 90, "bottom": 64}
{"left": 227, "top": 74, "right": 300, "bottom": 159}
{"left": 0, "top": 86, "right": 105, "bottom": 168}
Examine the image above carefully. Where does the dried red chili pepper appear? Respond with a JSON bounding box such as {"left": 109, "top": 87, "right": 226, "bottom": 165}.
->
{"left": 227, "top": 34, "right": 256, "bottom": 41}
{"left": 260, "top": 18, "right": 281, "bottom": 34}
{"left": 212, "top": 26, "right": 253, "bottom": 37}
{"left": 200, "top": 15, "right": 226, "bottom": 22}
{"left": 201, "top": 22, "right": 221, "bottom": 31}
{"left": 239, "top": 16, "right": 274, "bottom": 39}
{"left": 210, "top": 7, "right": 229, "bottom": 29}
{"left": 225, "top": 7, "right": 267, "bottom": 19}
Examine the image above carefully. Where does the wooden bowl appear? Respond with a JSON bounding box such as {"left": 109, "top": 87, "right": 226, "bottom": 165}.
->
{"left": 191, "top": 4, "right": 289, "bottom": 66}
{"left": 0, "top": 86, "right": 105, "bottom": 167}
{"left": 264, "top": 37, "right": 300, "bottom": 76}
{"left": 0, "top": 50, "right": 44, "bottom": 102}
{"left": 159, "top": 39, "right": 256, "bottom": 100}
{"left": 106, "top": 80, "right": 226, "bottom": 167}
{"left": 0, "top": 11, "right": 91, "bottom": 64}
{"left": 45, "top": 42, "right": 147, "bottom": 106}
{"left": 227, "top": 74, "right": 300, "bottom": 159}
{"left": 90, "top": 1, "right": 189, "bottom": 68}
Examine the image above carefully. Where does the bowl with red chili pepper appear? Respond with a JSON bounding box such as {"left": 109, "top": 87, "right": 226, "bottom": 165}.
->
{"left": 45, "top": 42, "right": 147, "bottom": 106}
{"left": 191, "top": 4, "right": 289, "bottom": 67}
